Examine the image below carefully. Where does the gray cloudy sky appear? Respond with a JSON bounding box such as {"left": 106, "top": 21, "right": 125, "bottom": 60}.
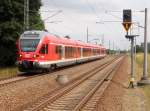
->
{"left": 40, "top": 0, "right": 150, "bottom": 50}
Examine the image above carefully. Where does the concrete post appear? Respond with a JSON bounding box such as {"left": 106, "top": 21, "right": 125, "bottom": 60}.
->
{"left": 128, "top": 37, "right": 135, "bottom": 88}
{"left": 138, "top": 8, "right": 150, "bottom": 86}
{"left": 131, "top": 38, "right": 134, "bottom": 79}
{"left": 143, "top": 8, "right": 148, "bottom": 79}
{"left": 87, "top": 27, "right": 88, "bottom": 43}
{"left": 109, "top": 40, "right": 111, "bottom": 54}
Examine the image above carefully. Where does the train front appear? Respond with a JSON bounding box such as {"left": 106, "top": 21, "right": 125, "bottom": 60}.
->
{"left": 17, "top": 30, "right": 47, "bottom": 72}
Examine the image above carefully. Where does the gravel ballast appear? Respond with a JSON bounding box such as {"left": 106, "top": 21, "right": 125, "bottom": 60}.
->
{"left": 0, "top": 57, "right": 112, "bottom": 111}
{"left": 97, "top": 56, "right": 146, "bottom": 111}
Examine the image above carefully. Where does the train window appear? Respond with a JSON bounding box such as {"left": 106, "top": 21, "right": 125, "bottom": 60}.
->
{"left": 65, "top": 46, "right": 70, "bottom": 58}
{"left": 20, "top": 39, "right": 40, "bottom": 52}
{"left": 65, "top": 46, "right": 76, "bottom": 58}
{"left": 83, "top": 48, "right": 90, "bottom": 57}
{"left": 56, "top": 46, "right": 62, "bottom": 54}
{"left": 39, "top": 44, "right": 48, "bottom": 54}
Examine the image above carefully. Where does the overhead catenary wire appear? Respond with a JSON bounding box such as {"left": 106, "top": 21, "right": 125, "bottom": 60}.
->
{"left": 85, "top": 0, "right": 114, "bottom": 45}
{"left": 85, "top": 0, "right": 101, "bottom": 19}
{"left": 41, "top": 0, "right": 75, "bottom": 36}
{"left": 94, "top": 4, "right": 144, "bottom": 49}
{"left": 30, "top": 9, "right": 62, "bottom": 13}
{"left": 43, "top": 10, "right": 62, "bottom": 21}
{"left": 105, "top": 10, "right": 122, "bottom": 20}
{"left": 44, "top": 0, "right": 85, "bottom": 39}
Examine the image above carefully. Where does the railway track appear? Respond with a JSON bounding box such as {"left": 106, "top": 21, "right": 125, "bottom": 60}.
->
{"left": 23, "top": 55, "right": 124, "bottom": 111}
{"left": 0, "top": 74, "right": 47, "bottom": 87}
{"left": 0, "top": 57, "right": 113, "bottom": 88}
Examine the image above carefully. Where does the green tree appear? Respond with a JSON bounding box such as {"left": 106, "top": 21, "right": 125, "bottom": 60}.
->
{"left": 0, "top": 0, "right": 44, "bottom": 66}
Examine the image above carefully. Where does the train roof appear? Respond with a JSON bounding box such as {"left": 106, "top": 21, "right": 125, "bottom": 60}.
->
{"left": 21, "top": 30, "right": 105, "bottom": 49}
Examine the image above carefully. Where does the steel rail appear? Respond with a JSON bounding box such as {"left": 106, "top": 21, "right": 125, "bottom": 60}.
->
{"left": 0, "top": 57, "right": 112, "bottom": 87}
{"left": 24, "top": 55, "right": 122, "bottom": 111}
{"left": 73, "top": 56, "right": 124, "bottom": 111}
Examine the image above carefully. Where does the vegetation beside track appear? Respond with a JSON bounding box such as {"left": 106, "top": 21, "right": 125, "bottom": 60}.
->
{"left": 0, "top": 0, "right": 44, "bottom": 66}
{"left": 135, "top": 53, "right": 150, "bottom": 111}
{"left": 0, "top": 67, "right": 18, "bottom": 79}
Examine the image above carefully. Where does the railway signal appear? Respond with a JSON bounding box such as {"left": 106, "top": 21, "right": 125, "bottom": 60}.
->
{"left": 122, "top": 9, "right": 132, "bottom": 33}
{"left": 122, "top": 9, "right": 136, "bottom": 88}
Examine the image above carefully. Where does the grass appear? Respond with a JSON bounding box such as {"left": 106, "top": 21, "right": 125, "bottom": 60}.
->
{"left": 135, "top": 53, "right": 150, "bottom": 110}
{"left": 0, "top": 66, "right": 18, "bottom": 79}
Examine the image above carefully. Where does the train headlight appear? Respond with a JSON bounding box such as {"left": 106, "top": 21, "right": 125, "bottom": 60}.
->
{"left": 19, "top": 54, "right": 22, "bottom": 58}
{"left": 33, "top": 54, "right": 39, "bottom": 58}
{"left": 33, "top": 54, "right": 36, "bottom": 58}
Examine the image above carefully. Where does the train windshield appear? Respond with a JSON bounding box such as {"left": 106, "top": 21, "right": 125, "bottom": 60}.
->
{"left": 20, "top": 39, "right": 40, "bottom": 52}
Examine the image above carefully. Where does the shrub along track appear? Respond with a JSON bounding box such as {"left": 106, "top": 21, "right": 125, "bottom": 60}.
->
{"left": 23, "top": 55, "right": 124, "bottom": 111}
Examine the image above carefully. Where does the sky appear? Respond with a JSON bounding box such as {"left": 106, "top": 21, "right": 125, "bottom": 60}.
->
{"left": 40, "top": 0, "right": 150, "bottom": 50}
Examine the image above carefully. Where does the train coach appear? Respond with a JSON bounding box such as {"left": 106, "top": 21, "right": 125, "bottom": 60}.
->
{"left": 16, "top": 30, "right": 106, "bottom": 72}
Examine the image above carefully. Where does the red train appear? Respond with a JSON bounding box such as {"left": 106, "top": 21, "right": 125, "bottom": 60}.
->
{"left": 16, "top": 30, "right": 106, "bottom": 72}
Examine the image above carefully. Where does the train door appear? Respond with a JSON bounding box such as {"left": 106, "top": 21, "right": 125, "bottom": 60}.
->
{"left": 81, "top": 47, "right": 83, "bottom": 57}
{"left": 56, "top": 45, "right": 62, "bottom": 60}
{"left": 77, "top": 47, "right": 81, "bottom": 58}
{"left": 62, "top": 45, "right": 65, "bottom": 59}
{"left": 100, "top": 48, "right": 101, "bottom": 55}
{"left": 39, "top": 44, "right": 49, "bottom": 60}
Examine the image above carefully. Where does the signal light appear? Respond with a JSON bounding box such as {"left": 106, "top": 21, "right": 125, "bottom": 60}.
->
{"left": 123, "top": 9, "right": 132, "bottom": 23}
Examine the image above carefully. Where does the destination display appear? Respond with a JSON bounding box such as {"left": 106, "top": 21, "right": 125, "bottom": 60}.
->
{"left": 23, "top": 33, "right": 39, "bottom": 38}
